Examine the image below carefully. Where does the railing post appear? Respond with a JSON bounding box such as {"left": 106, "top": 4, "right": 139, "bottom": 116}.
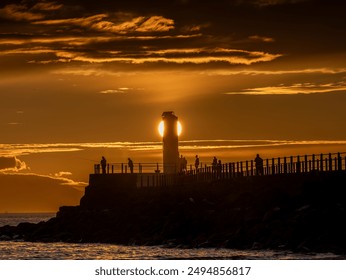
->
{"left": 304, "top": 155, "right": 308, "bottom": 173}
{"left": 284, "top": 157, "right": 287, "bottom": 174}
{"left": 112, "top": 165, "right": 114, "bottom": 174}
{"left": 338, "top": 152, "right": 342, "bottom": 171}
{"left": 277, "top": 157, "right": 281, "bottom": 174}
{"left": 266, "top": 159, "right": 269, "bottom": 175}
{"left": 290, "top": 156, "right": 293, "bottom": 173}
{"left": 251, "top": 160, "right": 254, "bottom": 176}
{"left": 246, "top": 160, "right": 249, "bottom": 176}
{"left": 240, "top": 161, "right": 243, "bottom": 176}
{"left": 296, "top": 156, "right": 301, "bottom": 174}
{"left": 121, "top": 163, "right": 124, "bottom": 173}
{"left": 312, "top": 154, "right": 315, "bottom": 170}
{"left": 94, "top": 164, "right": 98, "bottom": 174}
{"left": 329, "top": 153, "right": 332, "bottom": 171}
{"left": 272, "top": 158, "right": 275, "bottom": 175}
{"left": 236, "top": 162, "right": 239, "bottom": 177}
{"left": 320, "top": 153, "right": 323, "bottom": 171}
{"left": 325, "top": 158, "right": 328, "bottom": 171}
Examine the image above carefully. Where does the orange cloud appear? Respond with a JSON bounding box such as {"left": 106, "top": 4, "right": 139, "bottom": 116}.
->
{"left": 249, "top": 35, "right": 275, "bottom": 42}
{"left": 200, "top": 68, "right": 346, "bottom": 76}
{"left": 36, "top": 14, "right": 175, "bottom": 34}
{"left": 50, "top": 47, "right": 281, "bottom": 65}
{"left": 32, "top": 1, "right": 63, "bottom": 11}
{"left": 35, "top": 14, "right": 108, "bottom": 28}
{"left": 224, "top": 82, "right": 346, "bottom": 95}
{"left": 100, "top": 88, "right": 133, "bottom": 94}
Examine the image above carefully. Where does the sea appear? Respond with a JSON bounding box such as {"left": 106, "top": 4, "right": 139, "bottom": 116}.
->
{"left": 0, "top": 213, "right": 344, "bottom": 260}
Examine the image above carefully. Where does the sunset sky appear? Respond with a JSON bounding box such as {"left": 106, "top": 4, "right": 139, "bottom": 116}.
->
{"left": 1, "top": 0, "right": 346, "bottom": 212}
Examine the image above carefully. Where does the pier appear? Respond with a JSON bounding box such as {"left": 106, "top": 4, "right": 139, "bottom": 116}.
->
{"left": 92, "top": 152, "right": 346, "bottom": 188}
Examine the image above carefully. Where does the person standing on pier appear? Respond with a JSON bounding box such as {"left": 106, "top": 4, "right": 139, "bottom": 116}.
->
{"left": 179, "top": 155, "right": 184, "bottom": 173}
{"left": 101, "top": 156, "right": 107, "bottom": 174}
{"left": 212, "top": 156, "right": 218, "bottom": 174}
{"left": 128, "top": 158, "right": 134, "bottom": 173}
{"left": 179, "top": 155, "right": 188, "bottom": 174}
{"left": 255, "top": 154, "right": 264, "bottom": 175}
{"left": 183, "top": 156, "right": 187, "bottom": 173}
{"left": 195, "top": 155, "right": 200, "bottom": 172}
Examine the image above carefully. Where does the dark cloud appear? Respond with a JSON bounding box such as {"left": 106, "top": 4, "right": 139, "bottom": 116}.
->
{"left": 0, "top": 156, "right": 27, "bottom": 171}
{"left": 0, "top": 3, "right": 45, "bottom": 21}
{"left": 0, "top": 173, "right": 83, "bottom": 212}
{"left": 1, "top": 0, "right": 345, "bottom": 71}
{"left": 0, "top": 1, "right": 63, "bottom": 21}
{"left": 0, "top": 157, "right": 16, "bottom": 169}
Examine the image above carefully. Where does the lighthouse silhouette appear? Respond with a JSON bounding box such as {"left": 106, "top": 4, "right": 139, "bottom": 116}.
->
{"left": 161, "top": 111, "right": 179, "bottom": 174}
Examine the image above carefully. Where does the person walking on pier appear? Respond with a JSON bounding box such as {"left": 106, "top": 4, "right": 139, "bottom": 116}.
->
{"left": 195, "top": 155, "right": 200, "bottom": 172}
{"left": 128, "top": 158, "right": 134, "bottom": 173}
{"left": 101, "top": 156, "right": 107, "bottom": 174}
{"left": 255, "top": 154, "right": 264, "bottom": 175}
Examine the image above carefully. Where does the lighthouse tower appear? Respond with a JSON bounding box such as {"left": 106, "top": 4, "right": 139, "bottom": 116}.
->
{"left": 161, "top": 111, "right": 179, "bottom": 174}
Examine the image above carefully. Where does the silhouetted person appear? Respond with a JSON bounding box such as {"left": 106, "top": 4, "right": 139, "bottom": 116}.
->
{"left": 183, "top": 156, "right": 187, "bottom": 173}
{"left": 195, "top": 155, "right": 200, "bottom": 171}
{"left": 128, "top": 158, "right": 134, "bottom": 173}
{"left": 212, "top": 156, "right": 218, "bottom": 173}
{"left": 101, "top": 156, "right": 107, "bottom": 174}
{"left": 179, "top": 155, "right": 184, "bottom": 173}
{"left": 255, "top": 154, "right": 264, "bottom": 175}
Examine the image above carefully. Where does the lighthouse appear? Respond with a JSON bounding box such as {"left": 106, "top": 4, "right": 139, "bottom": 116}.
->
{"left": 161, "top": 111, "right": 179, "bottom": 174}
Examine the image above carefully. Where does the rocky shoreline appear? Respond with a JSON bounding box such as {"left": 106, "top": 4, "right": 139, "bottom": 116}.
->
{"left": 1, "top": 172, "right": 346, "bottom": 255}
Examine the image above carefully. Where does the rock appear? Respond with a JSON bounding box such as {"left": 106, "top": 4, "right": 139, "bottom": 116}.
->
{"left": 0, "top": 234, "right": 11, "bottom": 241}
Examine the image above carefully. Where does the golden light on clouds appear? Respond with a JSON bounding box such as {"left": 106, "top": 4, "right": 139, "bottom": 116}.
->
{"left": 224, "top": 82, "right": 346, "bottom": 95}
{"left": 1, "top": 0, "right": 346, "bottom": 212}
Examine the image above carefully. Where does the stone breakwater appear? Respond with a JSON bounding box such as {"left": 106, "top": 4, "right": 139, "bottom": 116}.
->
{"left": 1, "top": 172, "right": 346, "bottom": 254}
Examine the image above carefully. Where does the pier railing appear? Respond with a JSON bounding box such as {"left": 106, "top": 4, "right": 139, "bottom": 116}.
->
{"left": 94, "top": 162, "right": 165, "bottom": 174}
{"left": 93, "top": 152, "right": 346, "bottom": 187}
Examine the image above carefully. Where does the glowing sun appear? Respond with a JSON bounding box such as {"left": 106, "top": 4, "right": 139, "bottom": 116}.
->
{"left": 158, "top": 121, "right": 182, "bottom": 137}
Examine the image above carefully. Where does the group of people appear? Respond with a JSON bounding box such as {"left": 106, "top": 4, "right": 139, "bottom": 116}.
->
{"left": 100, "top": 156, "right": 134, "bottom": 174}
{"left": 100, "top": 153, "right": 265, "bottom": 175}
{"left": 193, "top": 155, "right": 223, "bottom": 176}
{"left": 194, "top": 154, "right": 264, "bottom": 176}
